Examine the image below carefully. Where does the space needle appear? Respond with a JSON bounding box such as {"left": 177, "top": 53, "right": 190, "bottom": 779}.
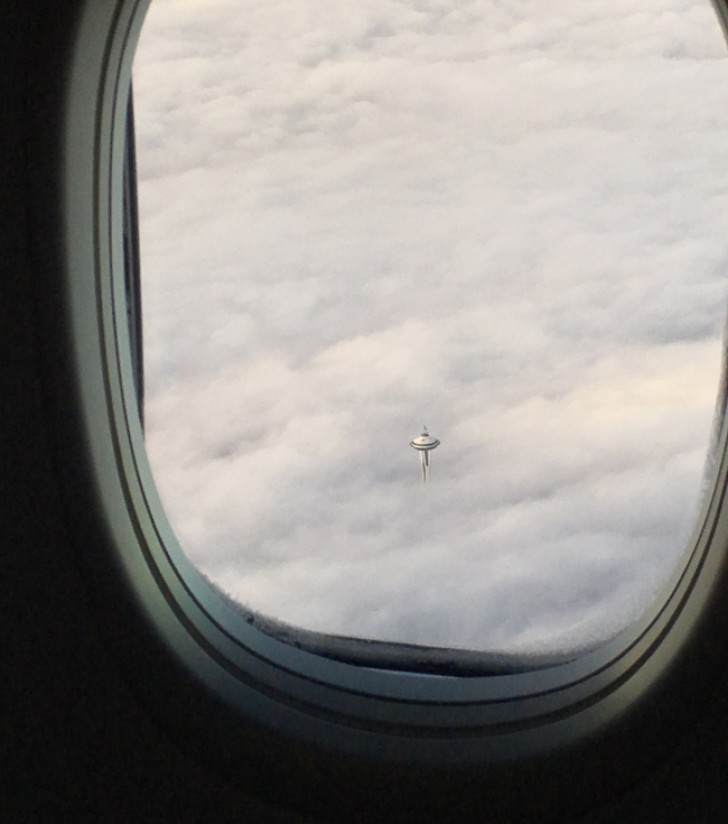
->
{"left": 410, "top": 426, "right": 440, "bottom": 482}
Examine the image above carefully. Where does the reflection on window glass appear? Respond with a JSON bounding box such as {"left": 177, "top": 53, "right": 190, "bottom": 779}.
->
{"left": 134, "top": 0, "right": 728, "bottom": 660}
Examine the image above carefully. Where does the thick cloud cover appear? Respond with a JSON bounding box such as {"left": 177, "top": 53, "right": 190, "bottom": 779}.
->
{"left": 134, "top": 0, "right": 728, "bottom": 657}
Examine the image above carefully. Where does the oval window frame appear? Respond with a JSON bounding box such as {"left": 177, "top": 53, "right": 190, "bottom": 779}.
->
{"left": 44, "top": 0, "right": 728, "bottom": 819}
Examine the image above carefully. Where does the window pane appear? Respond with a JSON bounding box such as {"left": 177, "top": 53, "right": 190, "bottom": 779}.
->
{"left": 134, "top": 0, "right": 728, "bottom": 660}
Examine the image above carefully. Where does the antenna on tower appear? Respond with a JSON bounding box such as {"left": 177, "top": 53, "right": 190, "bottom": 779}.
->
{"left": 410, "top": 426, "right": 440, "bottom": 482}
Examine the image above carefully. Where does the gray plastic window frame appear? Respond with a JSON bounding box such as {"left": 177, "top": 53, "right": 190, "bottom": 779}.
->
{"left": 47, "top": 0, "right": 728, "bottom": 819}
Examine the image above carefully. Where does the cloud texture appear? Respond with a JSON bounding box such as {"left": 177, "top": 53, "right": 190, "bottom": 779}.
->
{"left": 134, "top": 0, "right": 728, "bottom": 657}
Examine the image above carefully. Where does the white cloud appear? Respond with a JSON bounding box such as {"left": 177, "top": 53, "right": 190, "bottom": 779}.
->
{"left": 135, "top": 0, "right": 728, "bottom": 657}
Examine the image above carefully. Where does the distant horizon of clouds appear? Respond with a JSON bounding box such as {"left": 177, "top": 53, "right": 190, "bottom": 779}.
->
{"left": 134, "top": 0, "right": 728, "bottom": 658}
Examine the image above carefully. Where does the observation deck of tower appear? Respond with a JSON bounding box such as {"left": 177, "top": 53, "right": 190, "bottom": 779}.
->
{"left": 410, "top": 426, "right": 440, "bottom": 481}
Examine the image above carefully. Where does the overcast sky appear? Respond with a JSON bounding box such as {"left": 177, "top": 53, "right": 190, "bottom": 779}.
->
{"left": 134, "top": 0, "right": 728, "bottom": 659}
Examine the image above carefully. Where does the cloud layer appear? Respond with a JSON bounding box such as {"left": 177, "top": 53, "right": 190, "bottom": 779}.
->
{"left": 134, "top": 0, "right": 728, "bottom": 657}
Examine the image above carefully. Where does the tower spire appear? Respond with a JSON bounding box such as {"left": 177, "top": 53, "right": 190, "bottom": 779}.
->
{"left": 409, "top": 425, "right": 440, "bottom": 481}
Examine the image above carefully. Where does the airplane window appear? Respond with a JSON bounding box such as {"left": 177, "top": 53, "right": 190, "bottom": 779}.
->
{"left": 133, "top": 0, "right": 728, "bottom": 664}
{"left": 20, "top": 0, "right": 728, "bottom": 819}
